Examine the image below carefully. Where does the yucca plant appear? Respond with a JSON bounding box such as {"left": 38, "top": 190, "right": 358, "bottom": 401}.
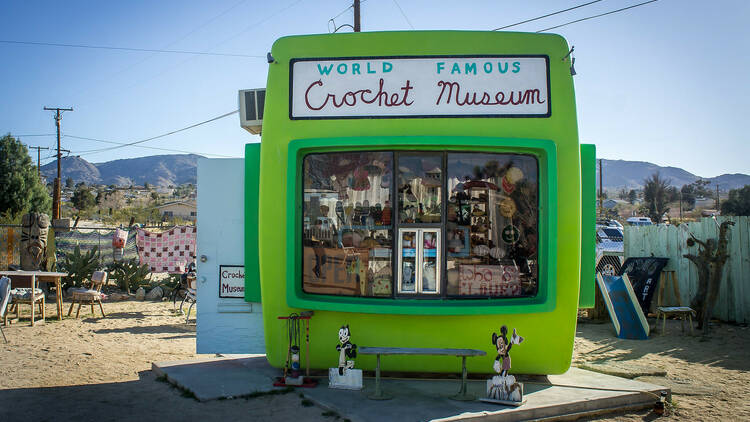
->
{"left": 60, "top": 245, "right": 100, "bottom": 289}
{"left": 107, "top": 258, "right": 150, "bottom": 293}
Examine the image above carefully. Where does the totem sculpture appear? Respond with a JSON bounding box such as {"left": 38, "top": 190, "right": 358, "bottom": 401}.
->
{"left": 20, "top": 213, "right": 50, "bottom": 271}
{"left": 328, "top": 324, "right": 362, "bottom": 390}
{"left": 481, "top": 325, "right": 526, "bottom": 405}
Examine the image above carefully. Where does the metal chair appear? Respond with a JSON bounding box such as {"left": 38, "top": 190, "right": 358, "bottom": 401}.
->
{"left": 0, "top": 277, "right": 11, "bottom": 343}
{"left": 182, "top": 275, "right": 197, "bottom": 324}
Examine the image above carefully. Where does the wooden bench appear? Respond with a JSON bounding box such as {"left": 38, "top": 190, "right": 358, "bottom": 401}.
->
{"left": 359, "top": 346, "right": 486, "bottom": 400}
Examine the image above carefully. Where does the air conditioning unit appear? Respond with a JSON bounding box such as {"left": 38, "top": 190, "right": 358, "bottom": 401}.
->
{"left": 239, "top": 89, "right": 265, "bottom": 134}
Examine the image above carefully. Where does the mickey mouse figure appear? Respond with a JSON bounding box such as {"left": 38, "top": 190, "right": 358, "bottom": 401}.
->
{"left": 492, "top": 325, "right": 524, "bottom": 377}
{"left": 336, "top": 325, "right": 357, "bottom": 375}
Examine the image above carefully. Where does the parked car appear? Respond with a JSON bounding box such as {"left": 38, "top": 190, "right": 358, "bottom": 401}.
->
{"left": 596, "top": 226, "right": 623, "bottom": 253}
{"left": 626, "top": 216, "right": 653, "bottom": 226}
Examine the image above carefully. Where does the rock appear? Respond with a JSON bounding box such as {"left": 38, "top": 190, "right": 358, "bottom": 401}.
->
{"left": 145, "top": 286, "right": 164, "bottom": 300}
{"left": 108, "top": 292, "right": 130, "bottom": 301}
{"left": 135, "top": 287, "right": 146, "bottom": 301}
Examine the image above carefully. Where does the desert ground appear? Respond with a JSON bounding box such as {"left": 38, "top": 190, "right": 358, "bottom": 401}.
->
{"left": 1, "top": 300, "right": 748, "bottom": 421}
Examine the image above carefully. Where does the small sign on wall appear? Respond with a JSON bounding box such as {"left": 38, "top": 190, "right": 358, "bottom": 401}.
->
{"left": 219, "top": 265, "right": 245, "bottom": 298}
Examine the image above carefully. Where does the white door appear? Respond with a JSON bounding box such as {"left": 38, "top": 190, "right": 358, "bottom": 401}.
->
{"left": 196, "top": 158, "right": 264, "bottom": 354}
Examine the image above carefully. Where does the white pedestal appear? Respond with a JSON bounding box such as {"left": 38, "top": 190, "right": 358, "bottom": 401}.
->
{"left": 328, "top": 368, "right": 363, "bottom": 390}
{"left": 480, "top": 375, "right": 525, "bottom": 406}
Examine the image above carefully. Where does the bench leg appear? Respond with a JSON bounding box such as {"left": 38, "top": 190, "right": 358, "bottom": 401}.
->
{"left": 451, "top": 356, "right": 475, "bottom": 401}
{"left": 368, "top": 354, "right": 391, "bottom": 400}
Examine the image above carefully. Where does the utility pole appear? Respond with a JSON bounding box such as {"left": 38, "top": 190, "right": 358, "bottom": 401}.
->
{"left": 27, "top": 145, "right": 49, "bottom": 178}
{"left": 353, "top": 0, "right": 361, "bottom": 32}
{"left": 715, "top": 184, "right": 720, "bottom": 210}
{"left": 44, "top": 106, "right": 73, "bottom": 220}
{"left": 598, "top": 159, "right": 603, "bottom": 215}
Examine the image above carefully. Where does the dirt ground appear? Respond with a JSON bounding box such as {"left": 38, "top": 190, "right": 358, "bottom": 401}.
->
{"left": 1, "top": 300, "right": 748, "bottom": 421}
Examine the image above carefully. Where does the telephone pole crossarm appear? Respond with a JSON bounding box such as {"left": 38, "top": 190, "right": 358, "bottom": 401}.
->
{"left": 43, "top": 106, "right": 74, "bottom": 220}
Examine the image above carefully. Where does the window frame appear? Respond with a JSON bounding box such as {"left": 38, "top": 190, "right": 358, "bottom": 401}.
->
{"left": 287, "top": 136, "right": 558, "bottom": 315}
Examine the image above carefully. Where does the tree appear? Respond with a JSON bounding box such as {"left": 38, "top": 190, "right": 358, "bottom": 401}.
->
{"left": 0, "top": 134, "right": 52, "bottom": 220}
{"left": 665, "top": 186, "right": 680, "bottom": 203}
{"left": 684, "top": 221, "right": 734, "bottom": 336}
{"left": 721, "top": 185, "right": 750, "bottom": 216}
{"left": 627, "top": 189, "right": 637, "bottom": 204}
{"left": 681, "top": 183, "right": 696, "bottom": 209}
{"left": 71, "top": 185, "right": 96, "bottom": 211}
{"left": 150, "top": 191, "right": 159, "bottom": 204}
{"left": 65, "top": 177, "right": 74, "bottom": 188}
{"left": 144, "top": 182, "right": 152, "bottom": 190}
{"left": 643, "top": 172, "right": 670, "bottom": 223}
{"left": 617, "top": 188, "right": 628, "bottom": 201}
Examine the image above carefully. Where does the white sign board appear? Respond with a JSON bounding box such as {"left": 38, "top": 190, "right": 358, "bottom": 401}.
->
{"left": 290, "top": 56, "right": 549, "bottom": 119}
{"left": 219, "top": 265, "right": 245, "bottom": 298}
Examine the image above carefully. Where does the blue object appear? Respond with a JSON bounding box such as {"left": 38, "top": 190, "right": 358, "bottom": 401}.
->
{"left": 596, "top": 274, "right": 650, "bottom": 340}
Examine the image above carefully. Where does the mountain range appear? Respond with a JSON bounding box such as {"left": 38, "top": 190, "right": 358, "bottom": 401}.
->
{"left": 597, "top": 159, "right": 750, "bottom": 191}
{"left": 41, "top": 154, "right": 750, "bottom": 191}
{"left": 41, "top": 154, "right": 201, "bottom": 187}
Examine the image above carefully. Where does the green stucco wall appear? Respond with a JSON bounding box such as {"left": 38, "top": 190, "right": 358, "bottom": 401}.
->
{"left": 249, "top": 31, "right": 583, "bottom": 375}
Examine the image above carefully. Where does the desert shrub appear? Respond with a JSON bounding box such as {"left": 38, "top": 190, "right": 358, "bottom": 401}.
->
{"left": 60, "top": 245, "right": 100, "bottom": 289}
{"left": 107, "top": 258, "right": 150, "bottom": 293}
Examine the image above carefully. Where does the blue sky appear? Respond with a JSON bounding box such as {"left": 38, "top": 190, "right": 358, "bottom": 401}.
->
{"left": 1, "top": 0, "right": 748, "bottom": 177}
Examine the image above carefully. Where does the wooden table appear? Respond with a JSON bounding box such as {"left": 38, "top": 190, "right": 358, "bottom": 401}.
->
{"left": 0, "top": 271, "right": 67, "bottom": 325}
{"left": 359, "top": 346, "right": 486, "bottom": 401}
{"left": 656, "top": 306, "right": 696, "bottom": 335}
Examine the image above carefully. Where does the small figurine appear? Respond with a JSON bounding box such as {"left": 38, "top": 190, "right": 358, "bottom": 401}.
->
{"left": 482, "top": 325, "right": 526, "bottom": 405}
{"left": 336, "top": 325, "right": 357, "bottom": 375}
{"left": 493, "top": 326, "right": 523, "bottom": 377}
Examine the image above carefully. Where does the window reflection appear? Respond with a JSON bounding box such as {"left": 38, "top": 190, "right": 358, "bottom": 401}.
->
{"left": 302, "top": 152, "right": 393, "bottom": 297}
{"left": 398, "top": 153, "right": 442, "bottom": 224}
{"left": 445, "top": 153, "right": 539, "bottom": 297}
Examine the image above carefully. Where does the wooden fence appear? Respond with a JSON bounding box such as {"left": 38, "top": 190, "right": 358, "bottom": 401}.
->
{"left": 624, "top": 216, "right": 750, "bottom": 323}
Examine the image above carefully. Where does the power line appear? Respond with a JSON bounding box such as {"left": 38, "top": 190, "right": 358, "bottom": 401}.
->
{"left": 392, "top": 0, "right": 415, "bottom": 30}
{"left": 328, "top": 0, "right": 368, "bottom": 33}
{"left": 64, "top": 134, "right": 235, "bottom": 158}
{"left": 493, "top": 0, "right": 604, "bottom": 31}
{"left": 71, "top": 110, "right": 239, "bottom": 156}
{"left": 0, "top": 39, "right": 264, "bottom": 58}
{"left": 76, "top": 0, "right": 303, "bottom": 108}
{"left": 69, "top": 0, "right": 250, "bottom": 104}
{"left": 537, "top": 0, "right": 659, "bottom": 32}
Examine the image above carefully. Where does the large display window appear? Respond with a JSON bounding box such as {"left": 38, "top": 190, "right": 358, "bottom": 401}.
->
{"left": 302, "top": 152, "right": 394, "bottom": 297}
{"left": 301, "top": 149, "right": 539, "bottom": 300}
{"left": 445, "top": 153, "right": 539, "bottom": 298}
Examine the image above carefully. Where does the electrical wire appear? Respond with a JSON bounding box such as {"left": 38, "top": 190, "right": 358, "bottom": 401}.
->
{"left": 328, "top": 0, "right": 367, "bottom": 33}
{"left": 64, "top": 135, "right": 235, "bottom": 157}
{"left": 393, "top": 0, "right": 415, "bottom": 30}
{"left": 70, "top": 110, "right": 239, "bottom": 156}
{"left": 493, "top": 0, "right": 604, "bottom": 31}
{"left": 536, "top": 0, "right": 659, "bottom": 32}
{"left": 76, "top": 0, "right": 303, "bottom": 108}
{"left": 69, "top": 0, "right": 250, "bottom": 104}
{"left": 0, "top": 39, "right": 264, "bottom": 58}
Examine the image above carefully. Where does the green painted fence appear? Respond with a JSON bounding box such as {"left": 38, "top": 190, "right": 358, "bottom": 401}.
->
{"left": 624, "top": 216, "right": 750, "bottom": 323}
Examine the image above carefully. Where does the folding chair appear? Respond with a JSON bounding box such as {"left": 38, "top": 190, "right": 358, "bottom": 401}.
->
{"left": 0, "top": 277, "right": 11, "bottom": 342}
